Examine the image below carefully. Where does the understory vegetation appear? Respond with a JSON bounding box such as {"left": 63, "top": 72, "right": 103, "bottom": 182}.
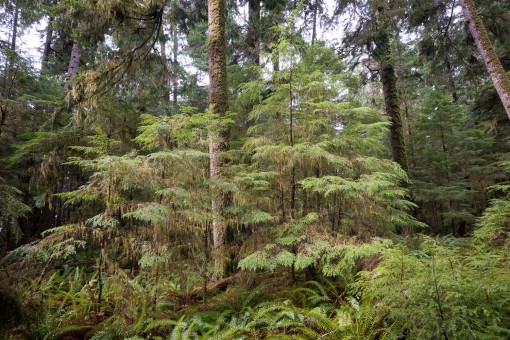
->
{"left": 1, "top": 0, "right": 510, "bottom": 339}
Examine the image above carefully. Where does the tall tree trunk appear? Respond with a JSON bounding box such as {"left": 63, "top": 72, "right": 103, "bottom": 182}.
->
{"left": 374, "top": 3, "right": 407, "bottom": 170}
{"left": 311, "top": 0, "right": 318, "bottom": 45}
{"left": 41, "top": 17, "right": 54, "bottom": 72}
{"left": 460, "top": 0, "right": 510, "bottom": 120}
{"left": 159, "top": 30, "right": 172, "bottom": 103}
{"left": 2, "top": 2, "right": 18, "bottom": 91}
{"left": 379, "top": 31, "right": 408, "bottom": 171}
{"left": 289, "top": 56, "right": 296, "bottom": 217}
{"left": 271, "top": 34, "right": 280, "bottom": 73}
{"left": 208, "top": 0, "right": 229, "bottom": 279}
{"left": 1, "top": 3, "right": 19, "bottom": 128}
{"left": 65, "top": 41, "right": 81, "bottom": 90}
{"left": 10, "top": 4, "right": 19, "bottom": 52}
{"left": 247, "top": 0, "right": 260, "bottom": 65}
{"left": 172, "top": 23, "right": 179, "bottom": 106}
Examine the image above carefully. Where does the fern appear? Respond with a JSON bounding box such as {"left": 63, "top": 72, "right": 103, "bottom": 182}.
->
{"left": 353, "top": 236, "right": 510, "bottom": 339}
{"left": 144, "top": 318, "right": 177, "bottom": 333}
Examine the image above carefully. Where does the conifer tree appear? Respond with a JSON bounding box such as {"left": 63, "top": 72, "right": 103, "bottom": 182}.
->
{"left": 460, "top": 0, "right": 510, "bottom": 121}
{"left": 336, "top": 0, "right": 408, "bottom": 170}
{"left": 208, "top": 0, "right": 229, "bottom": 278}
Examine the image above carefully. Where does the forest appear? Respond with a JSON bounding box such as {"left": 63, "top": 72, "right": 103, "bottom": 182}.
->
{"left": 1, "top": 0, "right": 510, "bottom": 338}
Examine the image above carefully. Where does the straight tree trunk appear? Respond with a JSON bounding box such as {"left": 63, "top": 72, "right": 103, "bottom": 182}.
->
{"left": 271, "top": 37, "right": 280, "bottom": 72}
{"left": 1, "top": 3, "right": 19, "bottom": 127}
{"left": 65, "top": 41, "right": 81, "bottom": 90}
{"left": 289, "top": 56, "right": 296, "bottom": 217}
{"left": 2, "top": 2, "right": 19, "bottom": 91}
{"left": 41, "top": 17, "right": 54, "bottom": 71}
{"left": 159, "top": 30, "right": 172, "bottom": 103}
{"left": 172, "top": 23, "right": 179, "bottom": 106}
{"left": 380, "top": 32, "right": 408, "bottom": 171}
{"left": 10, "top": 4, "right": 19, "bottom": 52}
{"left": 247, "top": 0, "right": 260, "bottom": 65}
{"left": 311, "top": 0, "right": 318, "bottom": 45}
{"left": 208, "top": 0, "right": 229, "bottom": 279}
{"left": 460, "top": 0, "right": 510, "bottom": 120}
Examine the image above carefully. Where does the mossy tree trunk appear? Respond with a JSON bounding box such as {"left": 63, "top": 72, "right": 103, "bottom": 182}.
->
{"left": 374, "top": 3, "right": 408, "bottom": 171}
{"left": 460, "top": 0, "right": 510, "bottom": 120}
{"left": 379, "top": 31, "right": 408, "bottom": 171}
{"left": 208, "top": 0, "right": 229, "bottom": 279}
{"left": 372, "top": 0, "right": 408, "bottom": 171}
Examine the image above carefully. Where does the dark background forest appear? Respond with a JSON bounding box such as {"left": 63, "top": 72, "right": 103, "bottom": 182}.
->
{"left": 1, "top": 0, "right": 510, "bottom": 338}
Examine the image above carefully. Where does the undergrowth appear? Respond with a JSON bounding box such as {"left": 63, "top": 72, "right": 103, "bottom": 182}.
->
{"left": 1, "top": 234, "right": 509, "bottom": 339}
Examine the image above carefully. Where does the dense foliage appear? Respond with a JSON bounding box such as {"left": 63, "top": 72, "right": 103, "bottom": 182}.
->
{"left": 1, "top": 0, "right": 510, "bottom": 339}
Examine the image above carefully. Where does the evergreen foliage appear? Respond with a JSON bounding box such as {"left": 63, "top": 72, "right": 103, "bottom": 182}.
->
{"left": 2, "top": 0, "right": 510, "bottom": 338}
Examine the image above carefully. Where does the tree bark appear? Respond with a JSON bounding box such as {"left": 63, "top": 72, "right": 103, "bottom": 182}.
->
{"left": 375, "top": 3, "right": 408, "bottom": 171}
{"left": 10, "top": 4, "right": 19, "bottom": 52}
{"left": 65, "top": 41, "right": 81, "bottom": 90}
{"left": 311, "top": 0, "right": 318, "bottom": 45}
{"left": 208, "top": 0, "right": 229, "bottom": 279}
{"left": 271, "top": 32, "right": 280, "bottom": 72}
{"left": 159, "top": 28, "right": 173, "bottom": 103}
{"left": 460, "top": 0, "right": 510, "bottom": 120}
{"left": 247, "top": 0, "right": 260, "bottom": 65}
{"left": 380, "top": 31, "right": 408, "bottom": 171}
{"left": 1, "top": 3, "right": 19, "bottom": 126}
{"left": 172, "top": 23, "right": 179, "bottom": 106}
{"left": 289, "top": 56, "right": 296, "bottom": 217}
{"left": 41, "top": 17, "right": 54, "bottom": 71}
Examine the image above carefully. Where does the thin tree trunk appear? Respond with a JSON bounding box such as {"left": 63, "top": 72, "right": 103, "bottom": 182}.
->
{"left": 444, "top": 56, "right": 458, "bottom": 102}
{"left": 41, "top": 17, "right": 54, "bottom": 71}
{"left": 1, "top": 3, "right": 19, "bottom": 127}
{"left": 289, "top": 56, "right": 296, "bottom": 217}
{"left": 2, "top": 2, "right": 18, "bottom": 90}
{"left": 208, "top": 0, "right": 229, "bottom": 279}
{"left": 272, "top": 37, "right": 280, "bottom": 72}
{"left": 65, "top": 41, "right": 81, "bottom": 90}
{"left": 271, "top": 14, "right": 280, "bottom": 73}
{"left": 247, "top": 0, "right": 260, "bottom": 65}
{"left": 403, "top": 99, "right": 414, "bottom": 165}
{"left": 311, "top": 0, "right": 318, "bottom": 45}
{"left": 172, "top": 23, "right": 179, "bottom": 106}
{"left": 159, "top": 31, "right": 172, "bottom": 103}
{"left": 10, "top": 4, "right": 19, "bottom": 52}
{"left": 460, "top": 0, "right": 510, "bottom": 120}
